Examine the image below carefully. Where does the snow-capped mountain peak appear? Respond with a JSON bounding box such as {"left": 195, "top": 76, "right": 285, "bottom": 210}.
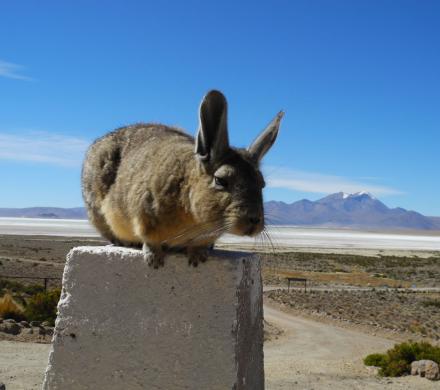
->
{"left": 338, "top": 191, "right": 377, "bottom": 200}
{"left": 351, "top": 191, "right": 376, "bottom": 199}
{"left": 318, "top": 191, "right": 376, "bottom": 204}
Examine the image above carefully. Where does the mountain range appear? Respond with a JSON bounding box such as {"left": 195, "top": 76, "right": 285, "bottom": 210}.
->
{"left": 0, "top": 207, "right": 87, "bottom": 220}
{"left": 265, "top": 192, "right": 440, "bottom": 231}
{"left": 0, "top": 192, "right": 439, "bottom": 231}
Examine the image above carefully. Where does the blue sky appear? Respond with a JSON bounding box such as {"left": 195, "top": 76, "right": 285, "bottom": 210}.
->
{"left": 0, "top": 1, "right": 439, "bottom": 215}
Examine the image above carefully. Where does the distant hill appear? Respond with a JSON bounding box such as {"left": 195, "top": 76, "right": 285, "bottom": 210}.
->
{"left": 430, "top": 216, "right": 440, "bottom": 224}
{"left": 264, "top": 192, "right": 440, "bottom": 231}
{"left": 0, "top": 207, "right": 87, "bottom": 220}
{"left": 1, "top": 194, "right": 439, "bottom": 231}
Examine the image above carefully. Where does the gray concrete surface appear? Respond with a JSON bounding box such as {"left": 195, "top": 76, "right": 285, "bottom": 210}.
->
{"left": 42, "top": 246, "right": 263, "bottom": 390}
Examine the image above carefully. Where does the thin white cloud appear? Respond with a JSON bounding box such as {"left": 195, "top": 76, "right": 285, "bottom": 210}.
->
{"left": 0, "top": 60, "right": 32, "bottom": 81}
{"left": 0, "top": 132, "right": 90, "bottom": 167}
{"left": 0, "top": 135, "right": 404, "bottom": 195}
{"left": 264, "top": 167, "right": 402, "bottom": 197}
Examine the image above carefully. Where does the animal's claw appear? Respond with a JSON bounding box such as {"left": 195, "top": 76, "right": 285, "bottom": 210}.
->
{"left": 142, "top": 243, "right": 165, "bottom": 268}
{"left": 187, "top": 248, "right": 208, "bottom": 268}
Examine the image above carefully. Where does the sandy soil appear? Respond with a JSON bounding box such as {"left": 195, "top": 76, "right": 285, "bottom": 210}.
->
{"left": 0, "top": 340, "right": 50, "bottom": 390}
{"left": 0, "top": 233, "right": 439, "bottom": 388}
{"left": 264, "top": 303, "right": 439, "bottom": 389}
{"left": 1, "top": 306, "right": 438, "bottom": 390}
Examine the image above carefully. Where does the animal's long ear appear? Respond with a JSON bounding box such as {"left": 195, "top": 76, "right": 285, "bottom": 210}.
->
{"left": 248, "top": 111, "right": 284, "bottom": 163}
{"left": 195, "top": 90, "right": 229, "bottom": 164}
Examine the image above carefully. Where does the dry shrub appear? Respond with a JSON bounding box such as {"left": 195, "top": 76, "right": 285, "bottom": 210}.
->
{"left": 0, "top": 293, "right": 26, "bottom": 321}
{"left": 364, "top": 341, "right": 440, "bottom": 377}
{"left": 24, "top": 289, "right": 61, "bottom": 326}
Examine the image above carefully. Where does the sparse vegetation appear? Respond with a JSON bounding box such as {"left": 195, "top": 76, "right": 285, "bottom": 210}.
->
{"left": 0, "top": 278, "right": 45, "bottom": 296}
{"left": 364, "top": 353, "right": 388, "bottom": 368}
{"left": 0, "top": 279, "right": 61, "bottom": 325}
{"left": 0, "top": 278, "right": 26, "bottom": 293}
{"left": 1, "top": 233, "right": 439, "bottom": 347}
{"left": 0, "top": 293, "right": 26, "bottom": 322}
{"left": 266, "top": 290, "right": 440, "bottom": 340}
{"left": 364, "top": 341, "right": 440, "bottom": 377}
{"left": 422, "top": 299, "right": 440, "bottom": 309}
{"left": 260, "top": 251, "right": 440, "bottom": 287}
{"left": 24, "top": 289, "right": 61, "bottom": 326}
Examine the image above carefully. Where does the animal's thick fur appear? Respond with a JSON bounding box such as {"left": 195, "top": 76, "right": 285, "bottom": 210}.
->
{"left": 82, "top": 90, "right": 282, "bottom": 267}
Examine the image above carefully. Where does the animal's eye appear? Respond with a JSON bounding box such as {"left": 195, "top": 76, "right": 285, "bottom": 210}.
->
{"left": 214, "top": 176, "right": 228, "bottom": 188}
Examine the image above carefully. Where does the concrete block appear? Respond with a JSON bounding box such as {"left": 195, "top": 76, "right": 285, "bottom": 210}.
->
{"left": 43, "top": 246, "right": 264, "bottom": 390}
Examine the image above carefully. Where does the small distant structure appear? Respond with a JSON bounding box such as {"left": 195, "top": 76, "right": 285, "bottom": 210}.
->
{"left": 286, "top": 277, "right": 307, "bottom": 292}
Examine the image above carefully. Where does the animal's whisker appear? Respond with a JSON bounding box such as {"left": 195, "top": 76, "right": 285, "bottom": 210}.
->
{"left": 161, "top": 218, "right": 235, "bottom": 248}
{"left": 262, "top": 226, "right": 277, "bottom": 254}
{"left": 161, "top": 219, "right": 225, "bottom": 247}
{"left": 258, "top": 230, "right": 269, "bottom": 253}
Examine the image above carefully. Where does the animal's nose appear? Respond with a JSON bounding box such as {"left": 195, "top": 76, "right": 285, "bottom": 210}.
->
{"left": 249, "top": 216, "right": 261, "bottom": 225}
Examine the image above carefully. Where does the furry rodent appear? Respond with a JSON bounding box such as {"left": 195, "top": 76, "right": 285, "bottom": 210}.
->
{"left": 82, "top": 90, "right": 283, "bottom": 268}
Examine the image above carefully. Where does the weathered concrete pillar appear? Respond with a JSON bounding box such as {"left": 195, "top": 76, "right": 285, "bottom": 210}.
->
{"left": 43, "top": 246, "right": 264, "bottom": 390}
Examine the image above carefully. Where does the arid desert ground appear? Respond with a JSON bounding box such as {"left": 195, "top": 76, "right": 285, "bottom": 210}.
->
{"left": 0, "top": 220, "right": 439, "bottom": 389}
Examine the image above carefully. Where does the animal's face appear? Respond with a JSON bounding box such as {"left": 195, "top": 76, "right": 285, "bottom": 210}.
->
{"left": 211, "top": 152, "right": 265, "bottom": 236}
{"left": 192, "top": 90, "right": 283, "bottom": 239}
{"left": 192, "top": 150, "right": 265, "bottom": 237}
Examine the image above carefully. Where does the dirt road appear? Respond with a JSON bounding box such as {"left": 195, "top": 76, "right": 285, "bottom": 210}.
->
{"left": 264, "top": 304, "right": 438, "bottom": 389}
{"left": 0, "top": 306, "right": 438, "bottom": 389}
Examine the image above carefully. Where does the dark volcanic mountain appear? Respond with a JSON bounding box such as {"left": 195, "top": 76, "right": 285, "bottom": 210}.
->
{"left": 264, "top": 192, "right": 440, "bottom": 231}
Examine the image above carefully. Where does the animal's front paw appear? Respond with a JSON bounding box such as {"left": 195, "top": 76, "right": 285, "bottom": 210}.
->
{"left": 142, "top": 244, "right": 165, "bottom": 269}
{"left": 187, "top": 247, "right": 208, "bottom": 267}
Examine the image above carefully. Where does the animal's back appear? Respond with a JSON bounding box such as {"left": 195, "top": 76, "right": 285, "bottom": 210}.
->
{"left": 82, "top": 124, "right": 194, "bottom": 245}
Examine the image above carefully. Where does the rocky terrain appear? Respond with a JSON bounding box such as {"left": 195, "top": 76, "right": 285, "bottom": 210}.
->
{"left": 0, "top": 318, "right": 53, "bottom": 343}
{"left": 0, "top": 234, "right": 439, "bottom": 346}
{"left": 0, "top": 234, "right": 439, "bottom": 390}
{"left": 266, "top": 289, "right": 440, "bottom": 342}
{"left": 261, "top": 251, "right": 440, "bottom": 287}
